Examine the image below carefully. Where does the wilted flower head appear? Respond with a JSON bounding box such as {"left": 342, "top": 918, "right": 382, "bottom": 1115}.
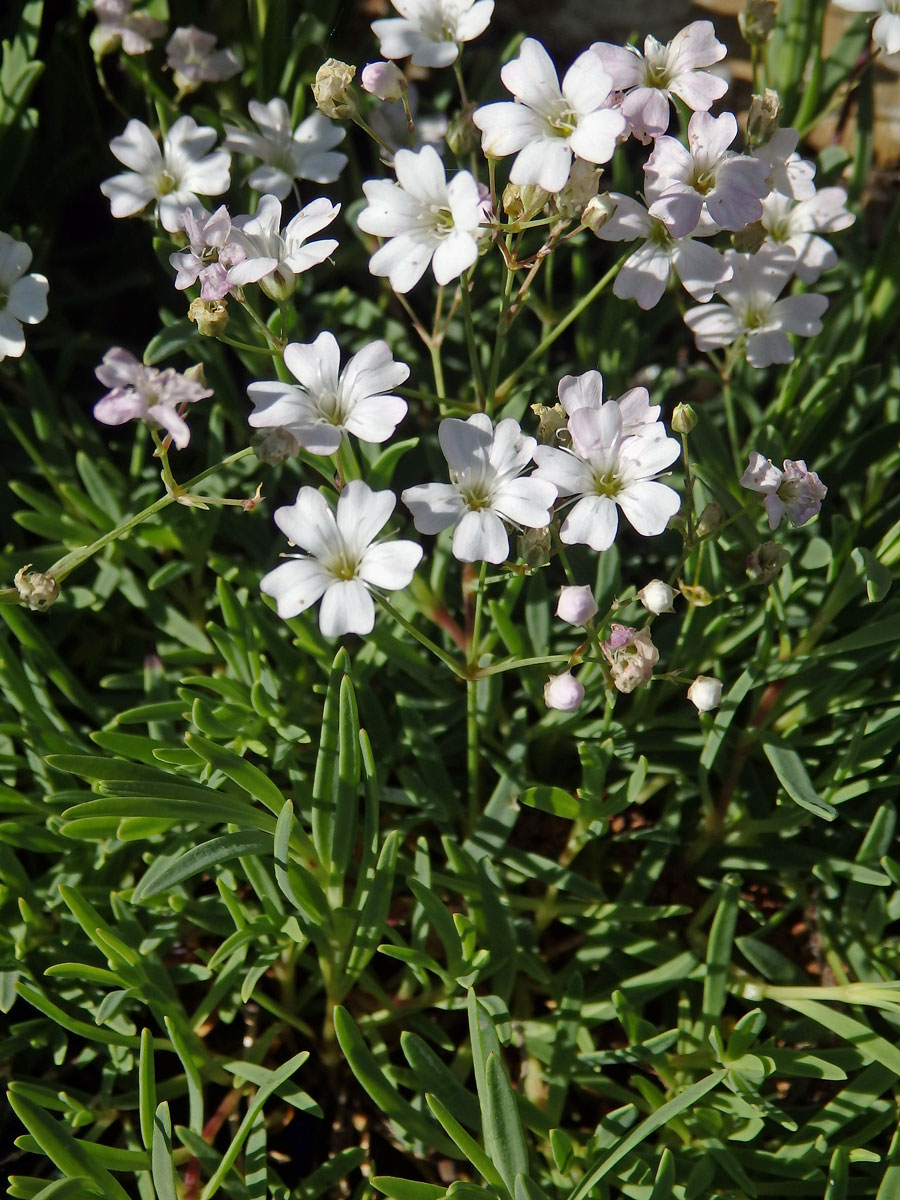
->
{"left": 260, "top": 481, "right": 423, "bottom": 636}
{"left": 473, "top": 38, "right": 626, "bottom": 193}
{"left": 94, "top": 347, "right": 213, "bottom": 449}
{"left": 687, "top": 675, "right": 723, "bottom": 711}
{"left": 746, "top": 540, "right": 790, "bottom": 583}
{"left": 372, "top": 0, "right": 494, "bottom": 68}
{"left": 100, "top": 116, "right": 231, "bottom": 233}
{"left": 556, "top": 585, "right": 598, "bottom": 626}
{"left": 591, "top": 20, "right": 727, "bottom": 142}
{"left": 740, "top": 452, "right": 827, "bottom": 529}
{"left": 601, "top": 624, "right": 659, "bottom": 694}
{"left": 544, "top": 671, "right": 585, "bottom": 712}
{"left": 313, "top": 59, "right": 357, "bottom": 119}
{"left": 0, "top": 233, "right": 49, "bottom": 361}
{"left": 165, "top": 26, "right": 240, "bottom": 91}
{"left": 224, "top": 100, "right": 347, "bottom": 200}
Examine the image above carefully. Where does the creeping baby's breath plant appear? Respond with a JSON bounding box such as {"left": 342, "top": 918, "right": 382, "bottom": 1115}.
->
{"left": 2, "top": 1, "right": 900, "bottom": 1197}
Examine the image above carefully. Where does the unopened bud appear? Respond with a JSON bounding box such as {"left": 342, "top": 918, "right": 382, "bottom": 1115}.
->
{"left": 518, "top": 525, "right": 551, "bottom": 568}
{"left": 696, "top": 501, "right": 726, "bottom": 539}
{"left": 251, "top": 427, "right": 300, "bottom": 465}
{"left": 556, "top": 585, "right": 598, "bottom": 626}
{"left": 188, "top": 297, "right": 229, "bottom": 336}
{"left": 679, "top": 581, "right": 714, "bottom": 606}
{"left": 732, "top": 220, "right": 765, "bottom": 253}
{"left": 15, "top": 565, "right": 60, "bottom": 612}
{"left": 446, "top": 104, "right": 480, "bottom": 157}
{"left": 313, "top": 59, "right": 357, "bottom": 119}
{"left": 552, "top": 159, "right": 600, "bottom": 221}
{"left": 747, "top": 540, "right": 790, "bottom": 584}
{"left": 544, "top": 672, "right": 585, "bottom": 712}
{"left": 259, "top": 266, "right": 297, "bottom": 303}
{"left": 531, "top": 402, "right": 568, "bottom": 445}
{"left": 360, "top": 60, "right": 406, "bottom": 102}
{"left": 638, "top": 579, "right": 676, "bottom": 615}
{"left": 671, "top": 402, "right": 697, "bottom": 434}
{"left": 688, "top": 675, "right": 723, "bottom": 712}
{"left": 740, "top": 1, "right": 778, "bottom": 46}
{"left": 502, "top": 181, "right": 548, "bottom": 222}
{"left": 747, "top": 88, "right": 781, "bottom": 146}
{"left": 582, "top": 193, "right": 618, "bottom": 233}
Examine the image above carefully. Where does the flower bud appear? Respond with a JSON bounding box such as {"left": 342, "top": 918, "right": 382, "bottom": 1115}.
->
{"left": 446, "top": 104, "right": 480, "bottom": 157}
{"left": 747, "top": 540, "right": 790, "bottom": 584}
{"left": 638, "top": 579, "right": 676, "bottom": 615}
{"left": 15, "top": 564, "right": 60, "bottom": 612}
{"left": 544, "top": 672, "right": 585, "bottom": 712}
{"left": 531, "top": 401, "right": 568, "bottom": 445}
{"left": 601, "top": 624, "right": 659, "bottom": 694}
{"left": 731, "top": 220, "right": 765, "bottom": 254}
{"left": 251, "top": 427, "right": 300, "bottom": 465}
{"left": 688, "top": 675, "right": 723, "bottom": 712}
{"left": 670, "top": 402, "right": 697, "bottom": 434}
{"left": 360, "top": 60, "right": 406, "bottom": 102}
{"left": 502, "top": 182, "right": 548, "bottom": 222}
{"left": 556, "top": 585, "right": 598, "bottom": 626}
{"left": 679, "top": 581, "right": 714, "bottom": 606}
{"left": 740, "top": 1, "right": 778, "bottom": 47}
{"left": 747, "top": 88, "right": 781, "bottom": 146}
{"left": 259, "top": 266, "right": 297, "bottom": 304}
{"left": 582, "top": 193, "right": 618, "bottom": 233}
{"left": 313, "top": 59, "right": 357, "bottom": 119}
{"left": 188, "top": 297, "right": 229, "bottom": 336}
{"left": 552, "top": 159, "right": 600, "bottom": 221}
{"left": 518, "top": 525, "right": 551, "bottom": 568}
{"left": 696, "top": 501, "right": 725, "bottom": 539}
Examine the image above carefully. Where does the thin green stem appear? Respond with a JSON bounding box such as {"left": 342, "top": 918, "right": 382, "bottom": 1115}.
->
{"left": 459, "top": 272, "right": 486, "bottom": 407}
{"left": 377, "top": 596, "right": 468, "bottom": 679}
{"left": 485, "top": 246, "right": 516, "bottom": 415}
{"left": 466, "top": 563, "right": 488, "bottom": 832}
{"left": 494, "top": 251, "right": 628, "bottom": 405}
{"left": 216, "top": 334, "right": 283, "bottom": 356}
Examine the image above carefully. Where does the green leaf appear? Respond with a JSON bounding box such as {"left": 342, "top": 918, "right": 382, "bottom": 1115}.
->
{"left": 520, "top": 787, "right": 580, "bottom": 821}
{"left": 132, "top": 833, "right": 273, "bottom": 902}
{"left": 425, "top": 1093, "right": 507, "bottom": 1194}
{"left": 401, "top": 1032, "right": 481, "bottom": 1131}
{"left": 340, "top": 830, "right": 399, "bottom": 989}
{"left": 372, "top": 1180, "right": 445, "bottom": 1200}
{"left": 483, "top": 1053, "right": 529, "bottom": 1195}
{"left": 762, "top": 742, "right": 837, "bottom": 820}
{"left": 6, "top": 1087, "right": 132, "bottom": 1200}
{"left": 139, "top": 1028, "right": 156, "bottom": 1152}
{"left": 273, "top": 800, "right": 327, "bottom": 924}
{"left": 151, "top": 1103, "right": 178, "bottom": 1200}
{"left": 184, "top": 732, "right": 297, "bottom": 823}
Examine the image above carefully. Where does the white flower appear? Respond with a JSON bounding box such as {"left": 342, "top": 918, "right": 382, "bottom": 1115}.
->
{"left": 833, "top": 0, "right": 900, "bottom": 54}
{"left": 533, "top": 401, "right": 681, "bottom": 552}
{"left": 684, "top": 247, "right": 828, "bottom": 367}
{"left": 227, "top": 194, "right": 339, "bottom": 301}
{"left": 753, "top": 128, "right": 816, "bottom": 201}
{"left": 688, "top": 675, "right": 722, "bottom": 711}
{"left": 556, "top": 585, "right": 598, "bottom": 625}
{"left": 93, "top": 347, "right": 212, "bottom": 449}
{"left": 544, "top": 672, "right": 585, "bottom": 712}
{"left": 472, "top": 38, "right": 626, "bottom": 193}
{"left": 91, "top": 0, "right": 166, "bottom": 57}
{"left": 357, "top": 145, "right": 484, "bottom": 292}
{"left": 100, "top": 116, "right": 231, "bottom": 233}
{"left": 165, "top": 26, "right": 240, "bottom": 89}
{"left": 761, "top": 187, "right": 854, "bottom": 283}
{"left": 402, "top": 414, "right": 557, "bottom": 563}
{"left": 645, "top": 110, "right": 770, "bottom": 237}
{"left": 740, "top": 452, "right": 827, "bottom": 528}
{"left": 591, "top": 20, "right": 728, "bottom": 142}
{"left": 593, "top": 190, "right": 732, "bottom": 310}
{"left": 0, "top": 233, "right": 48, "bottom": 361}
{"left": 555, "top": 370, "right": 664, "bottom": 437}
{"left": 247, "top": 332, "right": 409, "bottom": 456}
{"left": 372, "top": 0, "right": 494, "bottom": 68}
{"left": 224, "top": 100, "right": 347, "bottom": 201}
{"left": 638, "top": 579, "right": 676, "bottom": 614}
{"left": 260, "top": 481, "right": 423, "bottom": 636}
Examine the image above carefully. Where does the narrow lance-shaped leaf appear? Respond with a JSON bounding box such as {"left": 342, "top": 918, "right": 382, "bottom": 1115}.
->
{"left": 312, "top": 647, "right": 351, "bottom": 875}
{"left": 484, "top": 1053, "right": 529, "bottom": 1195}
{"left": 151, "top": 1102, "right": 178, "bottom": 1200}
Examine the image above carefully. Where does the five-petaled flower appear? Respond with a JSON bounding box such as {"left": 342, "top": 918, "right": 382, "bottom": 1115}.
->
{"left": 0, "top": 233, "right": 49, "bottom": 362}
{"left": 402, "top": 413, "right": 558, "bottom": 563}
{"left": 224, "top": 99, "right": 347, "bottom": 200}
{"left": 247, "top": 332, "right": 409, "bottom": 457}
{"left": 372, "top": 0, "right": 495, "bottom": 68}
{"left": 740, "top": 452, "right": 827, "bottom": 529}
{"left": 101, "top": 116, "right": 231, "bottom": 233}
{"left": 93, "top": 347, "right": 213, "bottom": 448}
{"left": 227, "top": 194, "right": 340, "bottom": 301}
{"left": 260, "top": 481, "right": 423, "bottom": 636}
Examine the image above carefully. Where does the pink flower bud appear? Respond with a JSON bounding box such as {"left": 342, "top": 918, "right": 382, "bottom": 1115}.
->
{"left": 687, "top": 675, "right": 723, "bottom": 711}
{"left": 544, "top": 672, "right": 585, "bottom": 712}
{"left": 556, "top": 584, "right": 598, "bottom": 626}
{"left": 638, "top": 579, "right": 676, "bottom": 615}
{"left": 360, "top": 60, "right": 406, "bottom": 102}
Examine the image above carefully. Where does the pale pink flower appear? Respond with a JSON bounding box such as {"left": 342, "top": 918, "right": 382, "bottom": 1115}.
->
{"left": 740, "top": 452, "right": 827, "bottom": 529}
{"left": 361, "top": 61, "right": 407, "bottom": 101}
{"left": 224, "top": 100, "right": 347, "bottom": 201}
{"left": 100, "top": 116, "right": 231, "bottom": 233}
{"left": 165, "top": 26, "right": 240, "bottom": 89}
{"left": 555, "top": 370, "right": 665, "bottom": 439}
{"left": 93, "top": 348, "right": 212, "bottom": 449}
{"left": 91, "top": 0, "right": 165, "bottom": 56}
{"left": 753, "top": 128, "right": 816, "bottom": 201}
{"left": 591, "top": 21, "right": 727, "bottom": 142}
{"left": 684, "top": 247, "right": 828, "bottom": 367}
{"left": 402, "top": 414, "right": 557, "bottom": 563}
{"left": 761, "top": 187, "right": 854, "bottom": 283}
{"left": 645, "top": 110, "right": 769, "bottom": 237}
{"left": 261, "top": 481, "right": 423, "bottom": 636}
{"left": 600, "top": 624, "right": 659, "bottom": 694}
{"left": 170, "top": 206, "right": 245, "bottom": 300}
{"left": 473, "top": 38, "right": 626, "bottom": 193}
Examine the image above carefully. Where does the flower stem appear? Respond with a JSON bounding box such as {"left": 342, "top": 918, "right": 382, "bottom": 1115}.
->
{"left": 466, "top": 562, "right": 488, "bottom": 831}
{"left": 377, "top": 596, "right": 468, "bottom": 679}
{"left": 459, "top": 271, "right": 485, "bottom": 406}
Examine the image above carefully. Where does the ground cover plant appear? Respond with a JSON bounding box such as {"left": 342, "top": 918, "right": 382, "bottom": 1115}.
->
{"left": 2, "top": 0, "right": 900, "bottom": 1196}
